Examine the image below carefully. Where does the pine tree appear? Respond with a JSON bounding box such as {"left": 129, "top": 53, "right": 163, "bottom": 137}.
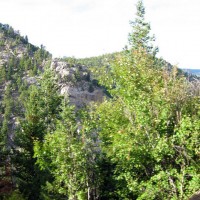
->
{"left": 0, "top": 66, "right": 6, "bottom": 84}
{"left": 13, "top": 66, "right": 62, "bottom": 199}
{"left": 1, "top": 84, "right": 13, "bottom": 152}
{"left": 128, "top": 0, "right": 158, "bottom": 55}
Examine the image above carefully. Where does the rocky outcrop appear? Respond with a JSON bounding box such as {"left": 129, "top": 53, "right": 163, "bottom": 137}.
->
{"left": 51, "top": 59, "right": 105, "bottom": 108}
{"left": 60, "top": 85, "right": 104, "bottom": 107}
{"left": 189, "top": 191, "right": 200, "bottom": 200}
{"left": 0, "top": 35, "right": 27, "bottom": 68}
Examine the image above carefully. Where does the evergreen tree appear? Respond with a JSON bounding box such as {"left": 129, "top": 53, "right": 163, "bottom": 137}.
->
{"left": 24, "top": 35, "right": 28, "bottom": 43}
{"left": 128, "top": 0, "right": 158, "bottom": 55}
{"left": 13, "top": 86, "right": 45, "bottom": 199}
{"left": 13, "top": 67, "right": 62, "bottom": 199}
{"left": 1, "top": 84, "right": 13, "bottom": 152}
{"left": 0, "top": 66, "right": 6, "bottom": 84}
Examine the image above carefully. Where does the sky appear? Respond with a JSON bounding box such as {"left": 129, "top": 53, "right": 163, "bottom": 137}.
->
{"left": 0, "top": 0, "right": 200, "bottom": 69}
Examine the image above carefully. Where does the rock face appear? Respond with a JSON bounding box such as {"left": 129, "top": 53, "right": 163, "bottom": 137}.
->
{"left": 60, "top": 85, "right": 104, "bottom": 107}
{"left": 51, "top": 59, "right": 105, "bottom": 107}
{"left": 189, "top": 191, "right": 200, "bottom": 200}
{"left": 0, "top": 34, "right": 28, "bottom": 68}
{"left": 0, "top": 23, "right": 105, "bottom": 155}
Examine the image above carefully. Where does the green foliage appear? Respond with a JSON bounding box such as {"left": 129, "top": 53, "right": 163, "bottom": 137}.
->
{"left": 0, "top": 66, "right": 6, "bottom": 84}
{"left": 88, "top": 3, "right": 200, "bottom": 196}
{"left": 34, "top": 101, "right": 86, "bottom": 199}
{"left": 34, "top": 103, "right": 102, "bottom": 199}
{"left": 91, "top": 46, "right": 200, "bottom": 199}
{"left": 3, "top": 190, "right": 26, "bottom": 200}
{"left": 62, "top": 52, "right": 118, "bottom": 68}
{"left": 0, "top": 3, "right": 199, "bottom": 200}
{"left": 0, "top": 84, "right": 13, "bottom": 152}
{"left": 0, "top": 39, "right": 5, "bottom": 46}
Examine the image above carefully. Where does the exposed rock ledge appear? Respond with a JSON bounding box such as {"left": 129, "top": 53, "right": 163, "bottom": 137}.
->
{"left": 51, "top": 59, "right": 105, "bottom": 107}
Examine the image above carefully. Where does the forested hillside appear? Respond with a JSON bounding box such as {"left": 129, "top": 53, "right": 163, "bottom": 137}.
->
{"left": 0, "top": 22, "right": 52, "bottom": 198}
{"left": 0, "top": 0, "right": 200, "bottom": 200}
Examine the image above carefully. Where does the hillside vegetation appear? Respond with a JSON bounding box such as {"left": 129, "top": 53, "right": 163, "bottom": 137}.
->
{"left": 0, "top": 1, "right": 199, "bottom": 200}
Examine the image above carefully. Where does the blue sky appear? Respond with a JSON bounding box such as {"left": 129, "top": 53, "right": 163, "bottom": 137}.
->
{"left": 0, "top": 0, "right": 200, "bottom": 69}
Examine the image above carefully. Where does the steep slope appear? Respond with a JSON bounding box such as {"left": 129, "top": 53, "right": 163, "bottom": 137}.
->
{"left": 0, "top": 23, "right": 52, "bottom": 195}
{"left": 0, "top": 23, "right": 105, "bottom": 141}
{"left": 0, "top": 23, "right": 105, "bottom": 197}
{"left": 0, "top": 23, "right": 51, "bottom": 140}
